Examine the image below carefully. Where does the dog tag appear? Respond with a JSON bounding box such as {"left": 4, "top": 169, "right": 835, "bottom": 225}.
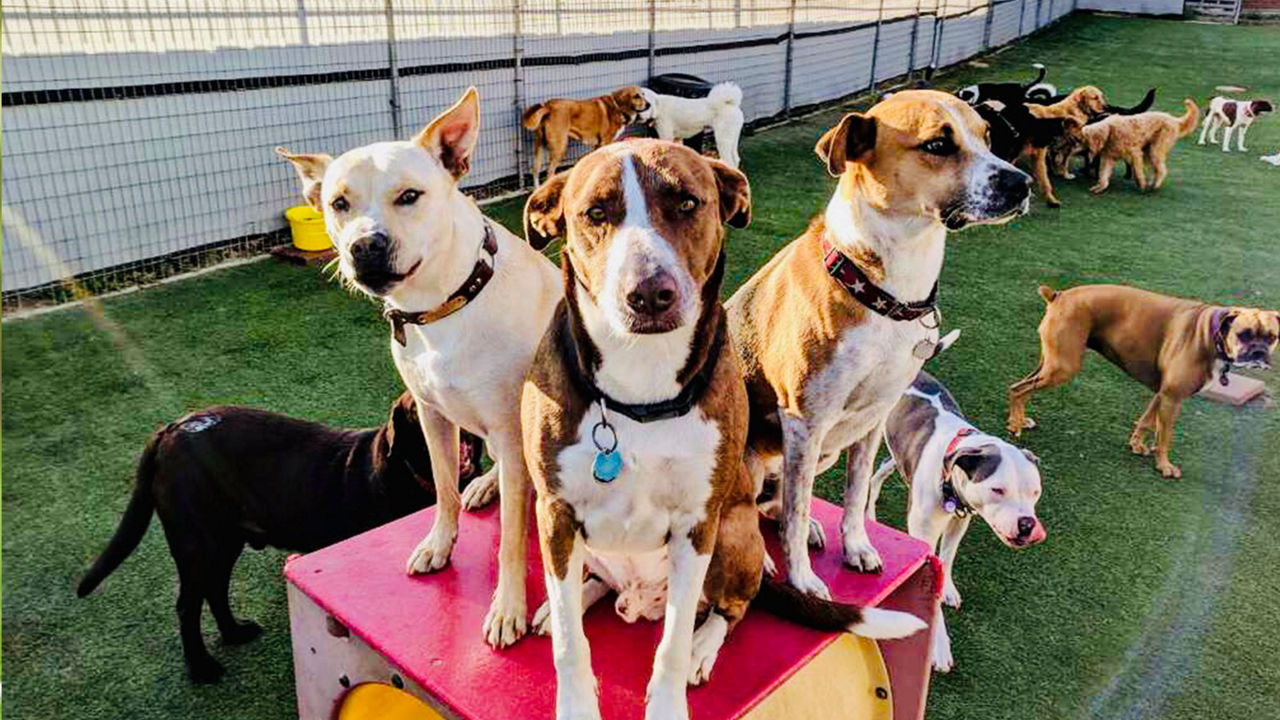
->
{"left": 913, "top": 339, "right": 936, "bottom": 360}
{"left": 942, "top": 497, "right": 959, "bottom": 514}
{"left": 593, "top": 450, "right": 623, "bottom": 483}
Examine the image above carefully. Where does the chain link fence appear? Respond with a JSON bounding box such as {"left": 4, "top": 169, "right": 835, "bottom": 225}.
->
{"left": 1, "top": 0, "right": 1075, "bottom": 311}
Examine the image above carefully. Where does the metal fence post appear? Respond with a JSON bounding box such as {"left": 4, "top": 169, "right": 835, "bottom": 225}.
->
{"left": 908, "top": 0, "right": 922, "bottom": 79}
{"left": 384, "top": 0, "right": 402, "bottom": 138}
{"left": 513, "top": 0, "right": 526, "bottom": 189}
{"left": 1035, "top": 0, "right": 1044, "bottom": 28}
{"left": 647, "top": 0, "right": 657, "bottom": 80}
{"left": 982, "top": 0, "right": 995, "bottom": 50}
{"left": 1017, "top": 0, "right": 1028, "bottom": 40}
{"left": 930, "top": 0, "right": 945, "bottom": 71}
{"left": 868, "top": 0, "right": 886, "bottom": 92}
{"left": 783, "top": 0, "right": 796, "bottom": 117}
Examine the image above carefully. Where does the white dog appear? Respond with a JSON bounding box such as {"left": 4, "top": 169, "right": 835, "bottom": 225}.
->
{"left": 1260, "top": 150, "right": 1280, "bottom": 166}
{"left": 638, "top": 82, "right": 745, "bottom": 168}
{"left": 869, "top": 371, "right": 1046, "bottom": 673}
{"left": 1198, "top": 96, "right": 1274, "bottom": 152}
{"left": 278, "top": 88, "right": 562, "bottom": 649}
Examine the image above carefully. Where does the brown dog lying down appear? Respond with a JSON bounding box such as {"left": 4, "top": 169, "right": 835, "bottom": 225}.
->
{"left": 1008, "top": 285, "right": 1277, "bottom": 478}
{"left": 521, "top": 85, "right": 650, "bottom": 186}
{"left": 1021, "top": 85, "right": 1107, "bottom": 206}
{"left": 1068, "top": 99, "right": 1199, "bottom": 194}
{"left": 76, "top": 392, "right": 483, "bottom": 683}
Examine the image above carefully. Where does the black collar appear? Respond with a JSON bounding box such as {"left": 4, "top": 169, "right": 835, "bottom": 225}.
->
{"left": 820, "top": 236, "right": 939, "bottom": 322}
{"left": 561, "top": 253, "right": 727, "bottom": 424}
{"left": 941, "top": 428, "right": 976, "bottom": 517}
{"left": 1211, "top": 308, "right": 1235, "bottom": 386}
{"left": 385, "top": 223, "right": 497, "bottom": 346}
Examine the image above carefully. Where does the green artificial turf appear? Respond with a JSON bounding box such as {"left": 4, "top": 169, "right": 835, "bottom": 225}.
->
{"left": 3, "top": 12, "right": 1279, "bottom": 720}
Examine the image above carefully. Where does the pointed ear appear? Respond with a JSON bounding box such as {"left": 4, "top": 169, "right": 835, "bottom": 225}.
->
{"left": 276, "top": 146, "right": 332, "bottom": 212}
{"left": 414, "top": 86, "right": 480, "bottom": 180}
{"left": 709, "top": 159, "right": 751, "bottom": 229}
{"left": 815, "top": 113, "right": 877, "bottom": 177}
{"left": 524, "top": 172, "right": 569, "bottom": 250}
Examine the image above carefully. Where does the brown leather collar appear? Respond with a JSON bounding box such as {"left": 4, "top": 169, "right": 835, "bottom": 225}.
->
{"left": 821, "top": 237, "right": 938, "bottom": 322}
{"left": 385, "top": 223, "right": 497, "bottom": 346}
{"left": 1210, "top": 308, "right": 1234, "bottom": 386}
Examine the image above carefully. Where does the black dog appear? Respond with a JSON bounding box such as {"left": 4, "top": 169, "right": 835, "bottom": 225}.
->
{"left": 956, "top": 63, "right": 1057, "bottom": 106}
{"left": 973, "top": 99, "right": 1080, "bottom": 163}
{"left": 76, "top": 392, "right": 484, "bottom": 683}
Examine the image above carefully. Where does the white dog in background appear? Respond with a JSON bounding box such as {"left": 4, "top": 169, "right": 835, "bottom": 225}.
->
{"left": 1198, "top": 96, "right": 1274, "bottom": 152}
{"left": 638, "top": 81, "right": 745, "bottom": 167}
{"left": 1260, "top": 150, "right": 1280, "bottom": 166}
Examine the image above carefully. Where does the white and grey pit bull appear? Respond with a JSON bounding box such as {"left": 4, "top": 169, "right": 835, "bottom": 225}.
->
{"left": 869, "top": 370, "right": 1046, "bottom": 672}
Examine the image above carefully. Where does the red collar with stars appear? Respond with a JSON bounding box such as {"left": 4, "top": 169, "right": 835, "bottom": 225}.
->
{"left": 821, "top": 236, "right": 938, "bottom": 322}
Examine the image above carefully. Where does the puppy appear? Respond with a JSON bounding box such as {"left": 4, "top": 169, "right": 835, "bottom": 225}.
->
{"left": 522, "top": 139, "right": 924, "bottom": 720}
{"left": 522, "top": 85, "right": 651, "bottom": 186}
{"left": 1070, "top": 99, "right": 1199, "bottom": 193}
{"left": 869, "top": 371, "right": 1045, "bottom": 672}
{"left": 727, "top": 90, "right": 1031, "bottom": 599}
{"left": 1008, "top": 285, "right": 1278, "bottom": 479}
{"left": 637, "top": 82, "right": 745, "bottom": 168}
{"left": 956, "top": 63, "right": 1057, "bottom": 106}
{"left": 1021, "top": 85, "right": 1107, "bottom": 206}
{"left": 279, "top": 88, "right": 564, "bottom": 648}
{"left": 76, "top": 393, "right": 481, "bottom": 682}
{"left": 1198, "top": 97, "right": 1274, "bottom": 152}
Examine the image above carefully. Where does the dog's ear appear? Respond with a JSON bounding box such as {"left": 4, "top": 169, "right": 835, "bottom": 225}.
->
{"left": 1021, "top": 448, "right": 1040, "bottom": 466}
{"left": 524, "top": 172, "right": 569, "bottom": 250}
{"left": 415, "top": 86, "right": 481, "bottom": 180}
{"left": 815, "top": 113, "right": 877, "bottom": 177}
{"left": 276, "top": 147, "right": 332, "bottom": 212}
{"left": 708, "top": 159, "right": 751, "bottom": 229}
{"left": 947, "top": 445, "right": 997, "bottom": 482}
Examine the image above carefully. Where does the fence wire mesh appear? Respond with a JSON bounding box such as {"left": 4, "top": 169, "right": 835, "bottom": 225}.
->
{"left": 1, "top": 0, "right": 1074, "bottom": 311}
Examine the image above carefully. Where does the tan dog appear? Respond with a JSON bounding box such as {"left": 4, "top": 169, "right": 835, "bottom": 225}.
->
{"left": 278, "top": 88, "right": 563, "bottom": 648}
{"left": 522, "top": 85, "right": 650, "bottom": 186}
{"left": 1023, "top": 85, "right": 1107, "bottom": 206}
{"left": 521, "top": 139, "right": 924, "bottom": 720}
{"left": 1071, "top": 99, "right": 1199, "bottom": 194}
{"left": 728, "top": 90, "right": 1031, "bottom": 598}
{"left": 1008, "top": 285, "right": 1278, "bottom": 478}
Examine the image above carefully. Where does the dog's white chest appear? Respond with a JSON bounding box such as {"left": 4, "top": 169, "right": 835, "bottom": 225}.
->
{"left": 555, "top": 407, "right": 719, "bottom": 555}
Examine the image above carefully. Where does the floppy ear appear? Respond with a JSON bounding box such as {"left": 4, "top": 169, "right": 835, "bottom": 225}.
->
{"left": 414, "top": 86, "right": 480, "bottom": 180}
{"left": 524, "top": 172, "right": 569, "bottom": 250}
{"left": 276, "top": 147, "right": 332, "bottom": 212}
{"left": 815, "top": 113, "right": 877, "bottom": 177}
{"left": 709, "top": 159, "right": 751, "bottom": 229}
{"left": 1021, "top": 448, "right": 1040, "bottom": 465}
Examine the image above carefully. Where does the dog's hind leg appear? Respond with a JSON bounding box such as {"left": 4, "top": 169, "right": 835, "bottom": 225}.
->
{"left": 1237, "top": 124, "right": 1250, "bottom": 152}
{"left": 1221, "top": 124, "right": 1234, "bottom": 152}
{"left": 1149, "top": 146, "right": 1169, "bottom": 189}
{"left": 531, "top": 142, "right": 545, "bottom": 187}
{"left": 173, "top": 559, "right": 224, "bottom": 683}
{"left": 461, "top": 464, "right": 499, "bottom": 510}
{"left": 205, "top": 544, "right": 261, "bottom": 646}
{"left": 1008, "top": 313, "right": 1085, "bottom": 435}
{"left": 1198, "top": 114, "right": 1212, "bottom": 145}
{"left": 1127, "top": 151, "right": 1147, "bottom": 190}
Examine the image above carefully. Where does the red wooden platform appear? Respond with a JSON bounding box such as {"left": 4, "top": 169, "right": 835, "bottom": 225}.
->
{"left": 285, "top": 498, "right": 940, "bottom": 720}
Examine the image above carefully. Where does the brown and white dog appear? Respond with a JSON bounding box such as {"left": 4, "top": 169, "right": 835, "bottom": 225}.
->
{"left": 1198, "top": 96, "right": 1275, "bottom": 153}
{"left": 869, "top": 371, "right": 1045, "bottom": 672}
{"left": 1008, "top": 285, "right": 1279, "bottom": 479}
{"left": 1023, "top": 85, "right": 1107, "bottom": 206}
{"left": 279, "top": 88, "right": 563, "bottom": 648}
{"left": 728, "top": 90, "right": 1031, "bottom": 599}
{"left": 522, "top": 85, "right": 651, "bottom": 186}
{"left": 521, "top": 139, "right": 925, "bottom": 720}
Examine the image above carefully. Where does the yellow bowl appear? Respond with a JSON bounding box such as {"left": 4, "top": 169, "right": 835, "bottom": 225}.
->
{"left": 285, "top": 205, "right": 332, "bottom": 251}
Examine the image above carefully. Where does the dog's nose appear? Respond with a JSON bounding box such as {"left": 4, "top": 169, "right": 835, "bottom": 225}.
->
{"left": 1247, "top": 347, "right": 1270, "bottom": 363}
{"left": 351, "top": 232, "right": 390, "bottom": 263}
{"left": 625, "top": 271, "right": 678, "bottom": 316}
{"left": 995, "top": 168, "right": 1032, "bottom": 202}
{"left": 1016, "top": 516, "right": 1037, "bottom": 539}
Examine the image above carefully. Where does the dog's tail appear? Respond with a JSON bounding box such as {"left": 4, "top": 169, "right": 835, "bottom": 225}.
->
{"left": 1021, "top": 63, "right": 1047, "bottom": 90}
{"left": 521, "top": 103, "right": 549, "bottom": 130}
{"left": 754, "top": 575, "right": 927, "bottom": 639}
{"left": 1106, "top": 87, "right": 1157, "bottom": 116}
{"left": 76, "top": 431, "right": 162, "bottom": 597}
{"left": 1038, "top": 285, "right": 1059, "bottom": 304}
{"left": 1176, "top": 98, "right": 1200, "bottom": 138}
{"left": 708, "top": 82, "right": 743, "bottom": 108}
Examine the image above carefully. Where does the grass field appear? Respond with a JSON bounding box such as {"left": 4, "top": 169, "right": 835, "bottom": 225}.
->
{"left": 4, "top": 12, "right": 1279, "bottom": 720}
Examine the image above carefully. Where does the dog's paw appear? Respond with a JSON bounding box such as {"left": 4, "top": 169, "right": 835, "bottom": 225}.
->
{"left": 556, "top": 681, "right": 604, "bottom": 720}
{"left": 788, "top": 565, "right": 832, "bottom": 600}
{"left": 761, "top": 552, "right": 778, "bottom": 578}
{"left": 687, "top": 616, "right": 728, "bottom": 686}
{"left": 1062, "top": 171, "right": 1076, "bottom": 180}
{"left": 644, "top": 684, "right": 690, "bottom": 720}
{"left": 532, "top": 600, "right": 553, "bottom": 636}
{"left": 220, "top": 620, "right": 262, "bottom": 646}
{"left": 483, "top": 592, "right": 528, "bottom": 649}
{"left": 1008, "top": 416, "right": 1035, "bottom": 436}
{"left": 1129, "top": 438, "right": 1153, "bottom": 456}
{"left": 461, "top": 467, "right": 499, "bottom": 511}
{"left": 942, "top": 583, "right": 962, "bottom": 610}
{"left": 807, "top": 517, "right": 827, "bottom": 549}
{"left": 1046, "top": 197, "right": 1061, "bottom": 208}
{"left": 931, "top": 637, "right": 955, "bottom": 674}
{"left": 843, "top": 538, "right": 884, "bottom": 574}
{"left": 1088, "top": 184, "right": 1106, "bottom": 195}
{"left": 186, "top": 654, "right": 227, "bottom": 684}
{"left": 406, "top": 528, "right": 456, "bottom": 574}
{"left": 1157, "top": 461, "right": 1182, "bottom": 480}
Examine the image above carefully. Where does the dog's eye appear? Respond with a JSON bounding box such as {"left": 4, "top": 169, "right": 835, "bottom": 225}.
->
{"left": 1239, "top": 329, "right": 1254, "bottom": 342}
{"left": 991, "top": 488, "right": 1005, "bottom": 497}
{"left": 395, "top": 189, "right": 422, "bottom": 207}
{"left": 586, "top": 206, "right": 608, "bottom": 223}
{"left": 920, "top": 138, "right": 957, "bottom": 156}
{"left": 330, "top": 196, "right": 349, "bottom": 213}
{"left": 677, "top": 197, "right": 699, "bottom": 213}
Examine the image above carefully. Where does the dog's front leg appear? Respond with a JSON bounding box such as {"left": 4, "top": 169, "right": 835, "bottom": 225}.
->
{"left": 780, "top": 414, "right": 831, "bottom": 597}
{"left": 841, "top": 426, "right": 886, "bottom": 574}
{"left": 482, "top": 430, "right": 531, "bottom": 648}
{"left": 1237, "top": 124, "right": 1250, "bottom": 152}
{"left": 1221, "top": 124, "right": 1235, "bottom": 152}
{"left": 906, "top": 504, "right": 954, "bottom": 672}
{"left": 935, "top": 517, "right": 970, "bottom": 609}
{"left": 1152, "top": 392, "right": 1185, "bottom": 479}
{"left": 538, "top": 498, "right": 600, "bottom": 720}
{"left": 645, "top": 527, "right": 714, "bottom": 720}
{"left": 407, "top": 403, "right": 461, "bottom": 574}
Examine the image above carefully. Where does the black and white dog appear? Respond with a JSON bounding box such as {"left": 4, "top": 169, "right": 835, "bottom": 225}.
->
{"left": 868, "top": 371, "right": 1046, "bottom": 673}
{"left": 956, "top": 63, "right": 1057, "bottom": 107}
